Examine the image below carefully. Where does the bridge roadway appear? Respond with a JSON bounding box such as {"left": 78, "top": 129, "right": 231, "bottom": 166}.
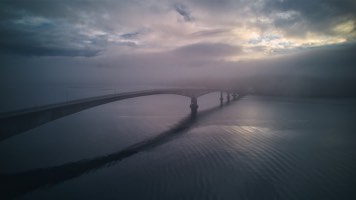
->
{"left": 0, "top": 88, "right": 242, "bottom": 141}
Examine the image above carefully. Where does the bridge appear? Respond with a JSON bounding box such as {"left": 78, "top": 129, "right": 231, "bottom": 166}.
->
{"left": 0, "top": 88, "right": 244, "bottom": 141}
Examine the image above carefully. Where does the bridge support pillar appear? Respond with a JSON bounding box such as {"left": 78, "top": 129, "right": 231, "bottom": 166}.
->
{"left": 227, "top": 92, "right": 230, "bottom": 102}
{"left": 232, "top": 93, "right": 238, "bottom": 100}
{"left": 190, "top": 97, "right": 198, "bottom": 114}
{"left": 220, "top": 91, "right": 224, "bottom": 105}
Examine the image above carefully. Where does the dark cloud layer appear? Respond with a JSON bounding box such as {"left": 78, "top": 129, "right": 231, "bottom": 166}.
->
{"left": 0, "top": 4, "right": 100, "bottom": 56}
{"left": 0, "top": 0, "right": 356, "bottom": 101}
{"left": 174, "top": 3, "right": 194, "bottom": 21}
{"left": 0, "top": 19, "right": 102, "bottom": 57}
{"left": 264, "top": 0, "right": 356, "bottom": 37}
{"left": 1, "top": 0, "right": 355, "bottom": 57}
{"left": 0, "top": 0, "right": 141, "bottom": 57}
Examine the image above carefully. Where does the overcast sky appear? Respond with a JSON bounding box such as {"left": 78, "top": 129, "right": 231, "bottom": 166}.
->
{"left": 0, "top": 0, "right": 355, "bottom": 88}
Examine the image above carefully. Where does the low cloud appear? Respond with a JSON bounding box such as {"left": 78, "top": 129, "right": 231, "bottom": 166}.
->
{"left": 173, "top": 42, "right": 242, "bottom": 59}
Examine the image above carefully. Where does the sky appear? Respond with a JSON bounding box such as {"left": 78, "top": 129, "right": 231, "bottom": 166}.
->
{"left": 0, "top": 0, "right": 356, "bottom": 98}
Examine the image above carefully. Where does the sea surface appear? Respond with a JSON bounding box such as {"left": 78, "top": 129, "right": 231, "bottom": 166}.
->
{"left": 0, "top": 87, "right": 356, "bottom": 199}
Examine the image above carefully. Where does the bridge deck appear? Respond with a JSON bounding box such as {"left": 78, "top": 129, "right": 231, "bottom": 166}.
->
{"left": 0, "top": 88, "right": 227, "bottom": 141}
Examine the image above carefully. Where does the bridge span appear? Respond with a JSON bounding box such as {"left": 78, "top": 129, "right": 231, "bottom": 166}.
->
{"left": 0, "top": 88, "right": 243, "bottom": 141}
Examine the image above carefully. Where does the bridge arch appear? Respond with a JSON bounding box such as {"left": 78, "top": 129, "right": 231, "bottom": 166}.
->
{"left": 0, "top": 88, "right": 243, "bottom": 141}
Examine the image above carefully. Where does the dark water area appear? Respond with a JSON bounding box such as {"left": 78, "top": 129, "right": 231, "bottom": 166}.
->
{"left": 1, "top": 92, "right": 356, "bottom": 199}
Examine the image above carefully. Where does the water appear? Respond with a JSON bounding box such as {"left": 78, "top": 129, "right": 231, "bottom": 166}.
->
{"left": 0, "top": 92, "right": 356, "bottom": 199}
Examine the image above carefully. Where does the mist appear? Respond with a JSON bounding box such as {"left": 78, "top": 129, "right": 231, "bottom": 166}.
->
{"left": 1, "top": 1, "right": 356, "bottom": 199}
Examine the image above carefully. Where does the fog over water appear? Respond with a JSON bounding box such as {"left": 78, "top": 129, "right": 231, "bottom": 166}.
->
{"left": 1, "top": 0, "right": 356, "bottom": 199}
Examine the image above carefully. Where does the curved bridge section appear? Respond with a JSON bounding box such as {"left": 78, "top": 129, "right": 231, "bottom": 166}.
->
{"left": 0, "top": 88, "right": 244, "bottom": 141}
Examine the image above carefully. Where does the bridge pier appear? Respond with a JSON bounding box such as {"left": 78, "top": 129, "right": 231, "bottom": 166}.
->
{"left": 232, "top": 93, "right": 238, "bottom": 100}
{"left": 227, "top": 92, "right": 231, "bottom": 102}
{"left": 1, "top": 88, "right": 233, "bottom": 141}
{"left": 220, "top": 91, "right": 224, "bottom": 105}
{"left": 190, "top": 97, "right": 198, "bottom": 114}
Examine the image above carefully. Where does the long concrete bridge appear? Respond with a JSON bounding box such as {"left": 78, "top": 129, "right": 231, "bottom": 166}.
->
{"left": 0, "top": 88, "right": 244, "bottom": 141}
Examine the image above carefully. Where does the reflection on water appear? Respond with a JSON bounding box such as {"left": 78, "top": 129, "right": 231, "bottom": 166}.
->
{"left": 0, "top": 94, "right": 356, "bottom": 199}
{"left": 0, "top": 96, "right": 234, "bottom": 199}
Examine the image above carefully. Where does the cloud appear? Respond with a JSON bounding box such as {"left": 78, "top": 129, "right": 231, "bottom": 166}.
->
{"left": 263, "top": 0, "right": 356, "bottom": 38}
{"left": 0, "top": 1, "right": 161, "bottom": 57}
{"left": 2, "top": 0, "right": 356, "bottom": 105}
{"left": 0, "top": 0, "right": 354, "bottom": 62}
{"left": 0, "top": 18, "right": 103, "bottom": 57}
{"left": 173, "top": 42, "right": 243, "bottom": 59}
{"left": 120, "top": 32, "right": 140, "bottom": 39}
{"left": 0, "top": 45, "right": 100, "bottom": 57}
{"left": 174, "top": 3, "right": 193, "bottom": 21}
{"left": 189, "top": 28, "right": 230, "bottom": 37}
